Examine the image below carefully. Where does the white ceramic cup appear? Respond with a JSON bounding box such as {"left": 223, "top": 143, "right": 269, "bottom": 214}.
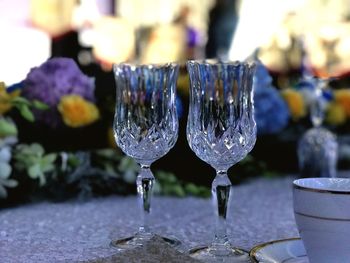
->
{"left": 293, "top": 178, "right": 350, "bottom": 263}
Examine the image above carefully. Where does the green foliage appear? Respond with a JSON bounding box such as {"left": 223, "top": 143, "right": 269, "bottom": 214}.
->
{"left": 154, "top": 171, "right": 211, "bottom": 198}
{"left": 18, "top": 104, "right": 34, "bottom": 122}
{"left": 94, "top": 149, "right": 210, "bottom": 198}
{"left": 0, "top": 162, "right": 17, "bottom": 198}
{"left": 32, "top": 100, "right": 50, "bottom": 110}
{"left": 94, "top": 149, "right": 138, "bottom": 183}
{"left": 184, "top": 183, "right": 211, "bottom": 197}
{"left": 13, "top": 144, "right": 57, "bottom": 186}
{"left": 0, "top": 142, "right": 273, "bottom": 204}
{"left": 117, "top": 156, "right": 139, "bottom": 183}
{"left": 0, "top": 118, "right": 17, "bottom": 137}
{"left": 11, "top": 97, "right": 49, "bottom": 122}
{"left": 0, "top": 141, "right": 284, "bottom": 206}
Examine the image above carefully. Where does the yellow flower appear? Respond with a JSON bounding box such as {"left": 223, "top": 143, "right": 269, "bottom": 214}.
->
{"left": 334, "top": 89, "right": 350, "bottom": 117}
{"left": 281, "top": 88, "right": 306, "bottom": 120}
{"left": 58, "top": 95, "right": 99, "bottom": 128}
{"left": 326, "top": 102, "right": 347, "bottom": 126}
{"left": 0, "top": 82, "right": 20, "bottom": 115}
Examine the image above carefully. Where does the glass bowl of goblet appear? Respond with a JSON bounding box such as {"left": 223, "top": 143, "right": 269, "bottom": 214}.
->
{"left": 112, "top": 63, "right": 180, "bottom": 249}
{"left": 186, "top": 60, "right": 256, "bottom": 262}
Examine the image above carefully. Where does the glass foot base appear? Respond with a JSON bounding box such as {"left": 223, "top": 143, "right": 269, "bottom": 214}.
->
{"left": 110, "top": 233, "right": 181, "bottom": 250}
{"left": 189, "top": 245, "right": 251, "bottom": 263}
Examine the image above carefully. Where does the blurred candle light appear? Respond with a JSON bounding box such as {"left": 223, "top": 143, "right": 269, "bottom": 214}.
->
{"left": 72, "top": 0, "right": 102, "bottom": 47}
{"left": 0, "top": 26, "right": 50, "bottom": 85}
{"left": 92, "top": 17, "right": 135, "bottom": 68}
{"left": 229, "top": 0, "right": 305, "bottom": 61}
{"left": 30, "top": 0, "right": 76, "bottom": 37}
{"left": 141, "top": 24, "right": 186, "bottom": 64}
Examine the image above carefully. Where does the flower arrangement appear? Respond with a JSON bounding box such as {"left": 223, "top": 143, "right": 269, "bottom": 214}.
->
{"left": 0, "top": 81, "right": 52, "bottom": 198}
{"left": 248, "top": 62, "right": 350, "bottom": 173}
{"left": 9, "top": 58, "right": 349, "bottom": 203}
{"left": 0, "top": 58, "right": 210, "bottom": 205}
{"left": 281, "top": 81, "right": 350, "bottom": 132}
{"left": 22, "top": 57, "right": 98, "bottom": 128}
{"left": 251, "top": 63, "right": 350, "bottom": 135}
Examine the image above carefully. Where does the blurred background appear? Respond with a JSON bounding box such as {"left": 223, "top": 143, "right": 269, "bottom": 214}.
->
{"left": 1, "top": 0, "right": 350, "bottom": 205}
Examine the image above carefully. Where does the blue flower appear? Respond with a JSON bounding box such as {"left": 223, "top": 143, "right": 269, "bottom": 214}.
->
{"left": 253, "top": 62, "right": 273, "bottom": 89}
{"left": 254, "top": 63, "right": 290, "bottom": 134}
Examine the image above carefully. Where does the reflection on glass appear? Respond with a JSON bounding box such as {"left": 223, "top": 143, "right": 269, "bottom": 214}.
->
{"left": 112, "top": 63, "right": 180, "bottom": 249}
{"left": 186, "top": 60, "right": 256, "bottom": 262}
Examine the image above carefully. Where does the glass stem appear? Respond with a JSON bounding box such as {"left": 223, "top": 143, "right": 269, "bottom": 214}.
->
{"left": 136, "top": 164, "right": 154, "bottom": 237}
{"left": 211, "top": 170, "right": 232, "bottom": 251}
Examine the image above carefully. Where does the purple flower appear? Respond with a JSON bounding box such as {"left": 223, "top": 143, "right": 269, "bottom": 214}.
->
{"left": 23, "top": 58, "right": 95, "bottom": 127}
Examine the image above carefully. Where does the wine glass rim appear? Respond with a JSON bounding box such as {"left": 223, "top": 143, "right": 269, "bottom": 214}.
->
{"left": 113, "top": 62, "right": 179, "bottom": 70}
{"left": 187, "top": 59, "right": 255, "bottom": 68}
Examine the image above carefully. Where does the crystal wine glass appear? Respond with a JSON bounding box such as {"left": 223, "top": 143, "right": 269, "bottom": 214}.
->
{"left": 298, "top": 78, "right": 338, "bottom": 178}
{"left": 186, "top": 60, "right": 256, "bottom": 262}
{"left": 112, "top": 63, "right": 180, "bottom": 249}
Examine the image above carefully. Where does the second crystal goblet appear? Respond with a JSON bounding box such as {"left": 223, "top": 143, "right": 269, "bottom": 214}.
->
{"left": 112, "top": 63, "right": 179, "bottom": 249}
{"left": 186, "top": 60, "right": 256, "bottom": 262}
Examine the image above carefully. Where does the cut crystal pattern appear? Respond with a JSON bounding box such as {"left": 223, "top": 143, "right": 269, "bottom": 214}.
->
{"left": 111, "top": 63, "right": 180, "bottom": 249}
{"left": 186, "top": 60, "right": 256, "bottom": 262}
{"left": 298, "top": 127, "right": 338, "bottom": 178}
{"left": 187, "top": 61, "right": 256, "bottom": 171}
{"left": 113, "top": 64, "right": 179, "bottom": 165}
{"left": 297, "top": 78, "right": 338, "bottom": 178}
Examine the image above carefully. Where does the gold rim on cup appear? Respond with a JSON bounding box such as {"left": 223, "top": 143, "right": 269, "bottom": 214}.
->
{"left": 249, "top": 237, "right": 301, "bottom": 263}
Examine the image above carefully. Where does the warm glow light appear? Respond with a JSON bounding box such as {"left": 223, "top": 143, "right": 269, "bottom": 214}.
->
{"left": 229, "top": 0, "right": 305, "bottom": 61}
{"left": 0, "top": 26, "right": 50, "bottom": 85}
{"left": 141, "top": 24, "right": 186, "bottom": 64}
{"left": 92, "top": 17, "right": 135, "bottom": 65}
{"left": 30, "top": 0, "right": 76, "bottom": 37}
{"left": 116, "top": 0, "right": 214, "bottom": 32}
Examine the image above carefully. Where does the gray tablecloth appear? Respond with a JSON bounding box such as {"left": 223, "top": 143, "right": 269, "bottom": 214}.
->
{"left": 0, "top": 177, "right": 299, "bottom": 262}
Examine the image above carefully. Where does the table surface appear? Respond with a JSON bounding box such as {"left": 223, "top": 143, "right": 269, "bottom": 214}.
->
{"left": 0, "top": 177, "right": 299, "bottom": 263}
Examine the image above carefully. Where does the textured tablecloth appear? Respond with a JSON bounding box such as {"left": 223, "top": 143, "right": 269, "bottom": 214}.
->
{"left": 0, "top": 177, "right": 299, "bottom": 263}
